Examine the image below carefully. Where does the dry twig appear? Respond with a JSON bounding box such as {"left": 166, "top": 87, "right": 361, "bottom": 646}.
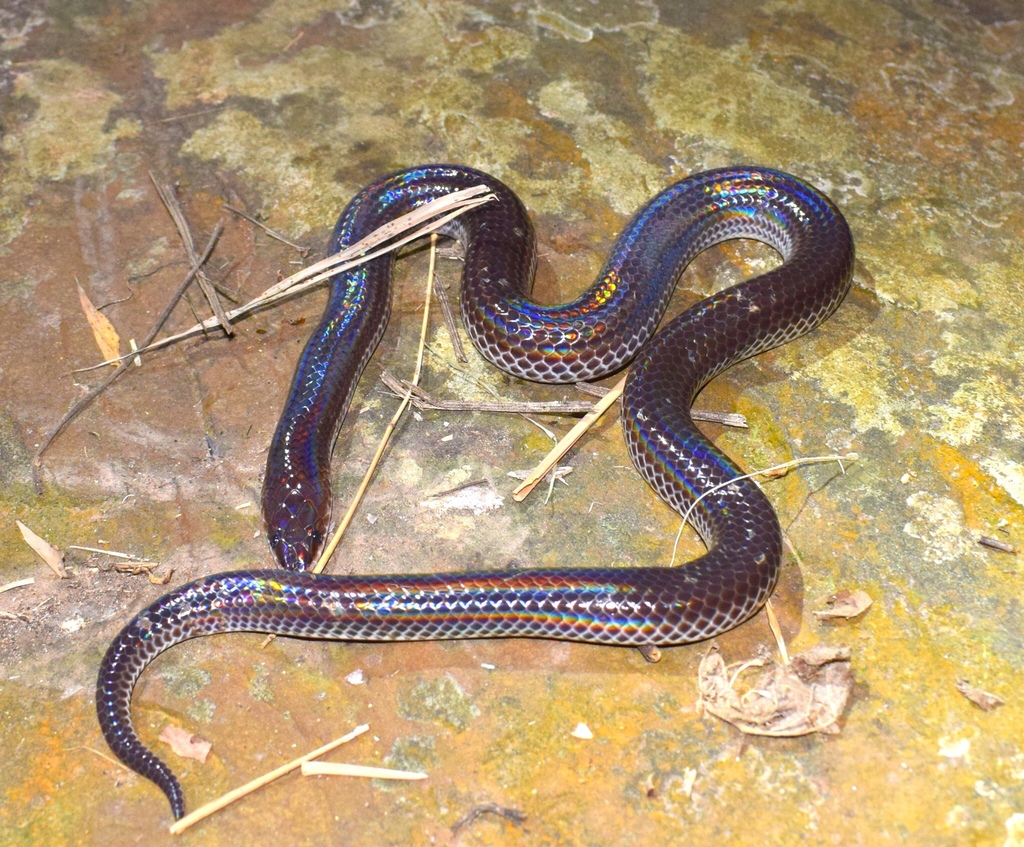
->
{"left": 378, "top": 371, "right": 598, "bottom": 415}
{"left": 149, "top": 173, "right": 233, "bottom": 336}
{"left": 979, "top": 535, "right": 1015, "bottom": 555}
{"left": 452, "top": 803, "right": 527, "bottom": 835}
{"left": 511, "top": 375, "right": 627, "bottom": 501}
{"left": 84, "top": 186, "right": 494, "bottom": 369}
{"left": 0, "top": 578, "right": 35, "bottom": 595}
{"left": 301, "top": 762, "right": 427, "bottom": 780}
{"left": 429, "top": 274, "right": 468, "bottom": 362}
{"left": 670, "top": 453, "right": 858, "bottom": 567}
{"left": 573, "top": 383, "right": 748, "bottom": 428}
{"left": 223, "top": 203, "right": 309, "bottom": 254}
{"left": 311, "top": 235, "right": 440, "bottom": 574}
{"left": 168, "top": 724, "right": 369, "bottom": 835}
{"left": 32, "top": 223, "right": 223, "bottom": 485}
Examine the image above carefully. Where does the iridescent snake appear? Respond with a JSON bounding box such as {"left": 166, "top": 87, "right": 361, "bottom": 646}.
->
{"left": 97, "top": 166, "right": 853, "bottom": 819}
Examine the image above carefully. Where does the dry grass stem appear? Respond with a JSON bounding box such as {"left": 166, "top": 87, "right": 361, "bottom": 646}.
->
{"left": 764, "top": 599, "right": 790, "bottom": 665}
{"left": 48, "top": 190, "right": 484, "bottom": 485}
{"left": 378, "top": 371, "right": 597, "bottom": 414}
{"left": 670, "top": 453, "right": 858, "bottom": 567}
{"left": 691, "top": 409, "right": 749, "bottom": 428}
{"left": 0, "top": 578, "right": 35, "bottom": 594}
{"left": 35, "top": 223, "right": 223, "bottom": 482}
{"left": 80, "top": 744, "right": 132, "bottom": 770}
{"left": 67, "top": 545, "right": 141, "bottom": 559}
{"left": 168, "top": 724, "right": 370, "bottom": 835}
{"left": 572, "top": 383, "right": 747, "bottom": 428}
{"left": 223, "top": 203, "right": 308, "bottom": 253}
{"left": 979, "top": 535, "right": 1016, "bottom": 554}
{"left": 511, "top": 375, "right": 626, "bottom": 502}
{"left": 301, "top": 762, "right": 428, "bottom": 780}
{"left": 429, "top": 275, "right": 468, "bottom": 362}
{"left": 89, "top": 186, "right": 493, "bottom": 369}
{"left": 149, "top": 173, "right": 234, "bottom": 336}
{"left": 311, "top": 234, "right": 440, "bottom": 574}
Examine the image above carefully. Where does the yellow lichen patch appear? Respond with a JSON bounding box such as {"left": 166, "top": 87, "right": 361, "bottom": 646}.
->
{"left": 3, "top": 714, "right": 72, "bottom": 809}
{"left": 440, "top": 19, "right": 534, "bottom": 73}
{"left": 0, "top": 59, "right": 139, "bottom": 247}
{"left": 534, "top": 79, "right": 664, "bottom": 216}
{"left": 154, "top": 0, "right": 620, "bottom": 230}
{"left": 393, "top": 456, "right": 424, "bottom": 489}
{"left": 180, "top": 109, "right": 351, "bottom": 236}
{"left": 148, "top": 0, "right": 358, "bottom": 108}
{"left": 170, "top": 64, "right": 541, "bottom": 231}
{"left": 972, "top": 254, "right": 1024, "bottom": 326}
{"left": 857, "top": 209, "right": 984, "bottom": 314}
{"left": 925, "top": 333, "right": 1024, "bottom": 483}
{"left": 917, "top": 436, "right": 1023, "bottom": 522}
{"left": 642, "top": 29, "right": 859, "bottom": 166}
{"left": 926, "top": 371, "right": 1024, "bottom": 449}
{"left": 429, "top": 115, "right": 540, "bottom": 187}
{"left": 154, "top": 36, "right": 406, "bottom": 111}
{"left": 902, "top": 490, "right": 975, "bottom": 566}
{"left": 796, "top": 331, "right": 906, "bottom": 438}
{"left": 0, "top": 681, "right": 112, "bottom": 840}
{"left": 1, "top": 483, "right": 167, "bottom": 571}
{"left": 978, "top": 455, "right": 1024, "bottom": 510}
{"left": 1, "top": 59, "right": 139, "bottom": 182}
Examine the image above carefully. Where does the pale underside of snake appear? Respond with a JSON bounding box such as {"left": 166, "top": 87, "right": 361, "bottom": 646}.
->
{"left": 97, "top": 165, "right": 854, "bottom": 819}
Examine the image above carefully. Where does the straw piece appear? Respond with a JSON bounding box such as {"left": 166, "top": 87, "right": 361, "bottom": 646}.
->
{"left": 149, "top": 173, "right": 234, "bottom": 336}
{"left": 511, "top": 375, "right": 626, "bottom": 502}
{"left": 0, "top": 578, "right": 35, "bottom": 594}
{"left": 311, "top": 235, "right": 439, "bottom": 574}
{"left": 763, "top": 599, "right": 789, "bottom": 665}
{"left": 86, "top": 187, "right": 494, "bottom": 370}
{"left": 301, "top": 762, "right": 428, "bottom": 780}
{"left": 168, "top": 724, "right": 369, "bottom": 835}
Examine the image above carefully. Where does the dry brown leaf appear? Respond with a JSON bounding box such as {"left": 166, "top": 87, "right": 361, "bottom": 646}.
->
{"left": 978, "top": 535, "right": 1016, "bottom": 555}
{"left": 16, "top": 520, "right": 68, "bottom": 577}
{"left": 814, "top": 589, "right": 873, "bottom": 620}
{"left": 697, "top": 644, "right": 853, "bottom": 736}
{"left": 790, "top": 644, "right": 853, "bottom": 673}
{"left": 159, "top": 725, "right": 212, "bottom": 763}
{"left": 76, "top": 281, "right": 122, "bottom": 365}
{"left": 149, "top": 567, "right": 174, "bottom": 585}
{"left": 955, "top": 679, "right": 1005, "bottom": 712}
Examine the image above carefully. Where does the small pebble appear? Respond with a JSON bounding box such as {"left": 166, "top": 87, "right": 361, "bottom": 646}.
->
{"left": 571, "top": 722, "right": 593, "bottom": 740}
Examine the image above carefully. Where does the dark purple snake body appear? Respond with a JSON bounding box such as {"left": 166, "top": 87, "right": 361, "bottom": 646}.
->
{"left": 96, "top": 166, "right": 853, "bottom": 819}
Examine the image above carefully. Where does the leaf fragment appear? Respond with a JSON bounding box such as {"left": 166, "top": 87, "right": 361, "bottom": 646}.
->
{"left": 955, "top": 679, "right": 1005, "bottom": 711}
{"left": 76, "top": 281, "right": 122, "bottom": 365}
{"left": 814, "top": 589, "right": 873, "bottom": 620}
{"left": 159, "top": 725, "right": 212, "bottom": 763}
{"left": 16, "top": 520, "right": 68, "bottom": 577}
{"left": 697, "top": 644, "right": 853, "bottom": 736}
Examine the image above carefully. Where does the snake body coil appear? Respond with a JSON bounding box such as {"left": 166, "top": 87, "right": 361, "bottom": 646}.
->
{"left": 97, "top": 166, "right": 853, "bottom": 819}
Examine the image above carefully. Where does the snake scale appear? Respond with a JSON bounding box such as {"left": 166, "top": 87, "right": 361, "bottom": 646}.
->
{"left": 97, "top": 165, "right": 854, "bottom": 819}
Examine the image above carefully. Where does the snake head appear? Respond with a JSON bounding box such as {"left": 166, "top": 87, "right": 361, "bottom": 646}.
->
{"left": 263, "top": 480, "right": 328, "bottom": 571}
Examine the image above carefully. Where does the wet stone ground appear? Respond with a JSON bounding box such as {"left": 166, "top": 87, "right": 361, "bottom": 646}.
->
{"left": 1, "top": 0, "right": 1022, "bottom": 845}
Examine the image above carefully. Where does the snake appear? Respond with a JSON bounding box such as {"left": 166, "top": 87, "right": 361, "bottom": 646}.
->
{"left": 96, "top": 165, "right": 854, "bottom": 819}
